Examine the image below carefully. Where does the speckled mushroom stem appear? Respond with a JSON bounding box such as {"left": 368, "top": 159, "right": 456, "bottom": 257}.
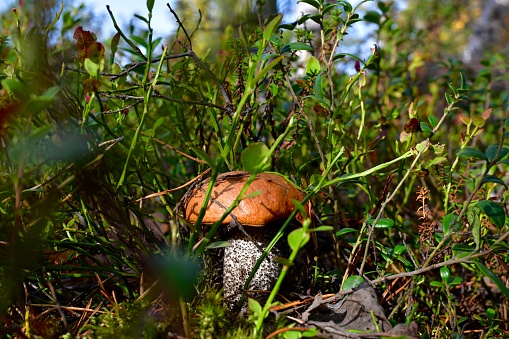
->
{"left": 222, "top": 226, "right": 284, "bottom": 310}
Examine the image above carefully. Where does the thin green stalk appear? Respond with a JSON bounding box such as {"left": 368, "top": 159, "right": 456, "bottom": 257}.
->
{"left": 116, "top": 45, "right": 167, "bottom": 189}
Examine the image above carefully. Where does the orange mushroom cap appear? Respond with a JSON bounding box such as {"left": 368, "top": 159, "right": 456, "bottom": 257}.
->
{"left": 182, "top": 171, "right": 310, "bottom": 226}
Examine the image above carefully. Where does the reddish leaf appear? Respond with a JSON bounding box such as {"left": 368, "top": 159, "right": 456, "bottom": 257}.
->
{"left": 354, "top": 59, "right": 361, "bottom": 73}
{"left": 313, "top": 104, "right": 328, "bottom": 117}
{"left": 0, "top": 98, "right": 19, "bottom": 128}
{"left": 87, "top": 42, "right": 105, "bottom": 63}
{"left": 83, "top": 78, "right": 100, "bottom": 93}
{"left": 404, "top": 117, "right": 419, "bottom": 133}
{"left": 73, "top": 26, "right": 97, "bottom": 62}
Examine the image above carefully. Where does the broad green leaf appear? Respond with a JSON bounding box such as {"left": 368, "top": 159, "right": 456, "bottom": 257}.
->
{"left": 428, "top": 115, "right": 438, "bottom": 128}
{"left": 441, "top": 213, "right": 456, "bottom": 235}
{"left": 248, "top": 298, "right": 263, "bottom": 317}
{"left": 457, "top": 147, "right": 486, "bottom": 160}
{"left": 146, "top": 0, "right": 154, "bottom": 12}
{"left": 25, "top": 97, "right": 54, "bottom": 115}
{"left": 467, "top": 209, "right": 481, "bottom": 249}
{"left": 430, "top": 281, "right": 443, "bottom": 288}
{"left": 288, "top": 228, "right": 310, "bottom": 252}
{"left": 263, "top": 14, "right": 283, "bottom": 42}
{"left": 440, "top": 266, "right": 450, "bottom": 281}
{"left": 336, "top": 228, "right": 357, "bottom": 237}
{"left": 420, "top": 122, "right": 433, "bottom": 133}
{"left": 427, "top": 156, "right": 447, "bottom": 167}
{"left": 474, "top": 262, "right": 509, "bottom": 298}
{"left": 486, "top": 145, "right": 508, "bottom": 163}
{"left": 374, "top": 218, "right": 394, "bottom": 228}
{"left": 313, "top": 73, "right": 324, "bottom": 100}
{"left": 297, "top": 0, "right": 320, "bottom": 9}
{"left": 281, "top": 42, "right": 313, "bottom": 53}
{"left": 394, "top": 244, "right": 406, "bottom": 255}
{"left": 332, "top": 52, "right": 364, "bottom": 63}
{"left": 84, "top": 58, "right": 100, "bottom": 77}
{"left": 472, "top": 116, "right": 485, "bottom": 128}
{"left": 1, "top": 78, "right": 30, "bottom": 101}
{"left": 241, "top": 142, "right": 271, "bottom": 173}
{"left": 483, "top": 175, "right": 508, "bottom": 189}
{"left": 449, "top": 276, "right": 462, "bottom": 286}
{"left": 306, "top": 56, "right": 320, "bottom": 75}
{"left": 477, "top": 200, "right": 506, "bottom": 228}
{"left": 342, "top": 275, "right": 364, "bottom": 290}
{"left": 364, "top": 11, "right": 380, "bottom": 24}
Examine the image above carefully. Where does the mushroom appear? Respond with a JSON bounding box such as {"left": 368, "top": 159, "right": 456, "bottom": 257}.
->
{"left": 182, "top": 171, "right": 309, "bottom": 309}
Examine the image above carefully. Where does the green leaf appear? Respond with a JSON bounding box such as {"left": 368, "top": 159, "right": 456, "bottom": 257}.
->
{"left": 336, "top": 228, "right": 357, "bottom": 237}
{"left": 449, "top": 276, "right": 462, "bottom": 286}
{"left": 483, "top": 175, "right": 508, "bottom": 189}
{"left": 442, "top": 213, "right": 456, "bottom": 235}
{"left": 1, "top": 78, "right": 30, "bottom": 101}
{"left": 146, "top": 0, "right": 154, "bottom": 12}
{"left": 472, "top": 116, "right": 485, "bottom": 128}
{"left": 25, "top": 97, "right": 54, "bottom": 115}
{"left": 153, "top": 117, "right": 164, "bottom": 130}
{"left": 485, "top": 145, "right": 508, "bottom": 163}
{"left": 467, "top": 209, "right": 481, "bottom": 249}
{"left": 288, "top": 228, "right": 310, "bottom": 252}
{"left": 440, "top": 266, "right": 450, "bottom": 281}
{"left": 477, "top": 200, "right": 506, "bottom": 229}
{"left": 430, "top": 281, "right": 443, "bottom": 288}
{"left": 297, "top": 0, "right": 320, "bottom": 9}
{"left": 364, "top": 11, "right": 380, "bottom": 24}
{"left": 241, "top": 142, "right": 271, "bottom": 173}
{"left": 281, "top": 42, "right": 313, "bottom": 53}
{"left": 486, "top": 308, "right": 496, "bottom": 320}
{"left": 451, "top": 243, "right": 475, "bottom": 258}
{"left": 313, "top": 73, "right": 324, "bottom": 100}
{"left": 420, "top": 122, "right": 433, "bottom": 133}
{"left": 306, "top": 56, "right": 320, "bottom": 75}
{"left": 445, "top": 92, "right": 453, "bottom": 106}
{"left": 250, "top": 55, "right": 283, "bottom": 86}
{"left": 206, "top": 241, "right": 231, "bottom": 249}
{"left": 474, "top": 262, "right": 509, "bottom": 298}
{"left": 427, "top": 156, "right": 447, "bottom": 168}
{"left": 428, "top": 115, "right": 438, "bottom": 128}
{"left": 248, "top": 298, "right": 263, "bottom": 317}
{"left": 394, "top": 244, "right": 407, "bottom": 255}
{"left": 84, "top": 58, "right": 100, "bottom": 77}
{"left": 190, "top": 147, "right": 214, "bottom": 167}
{"left": 279, "top": 23, "right": 296, "bottom": 30}
{"left": 457, "top": 147, "right": 487, "bottom": 160}
{"left": 374, "top": 218, "right": 394, "bottom": 228}
{"left": 309, "top": 225, "right": 334, "bottom": 233}
{"left": 332, "top": 52, "right": 364, "bottom": 63}
{"left": 263, "top": 14, "right": 283, "bottom": 42}
{"left": 342, "top": 275, "right": 364, "bottom": 290}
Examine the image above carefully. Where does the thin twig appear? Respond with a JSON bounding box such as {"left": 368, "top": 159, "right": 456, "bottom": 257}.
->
{"left": 167, "top": 3, "right": 192, "bottom": 49}
{"left": 135, "top": 168, "right": 210, "bottom": 203}
{"left": 152, "top": 90, "right": 229, "bottom": 111}
{"left": 106, "top": 5, "right": 146, "bottom": 60}
{"left": 99, "top": 99, "right": 143, "bottom": 114}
